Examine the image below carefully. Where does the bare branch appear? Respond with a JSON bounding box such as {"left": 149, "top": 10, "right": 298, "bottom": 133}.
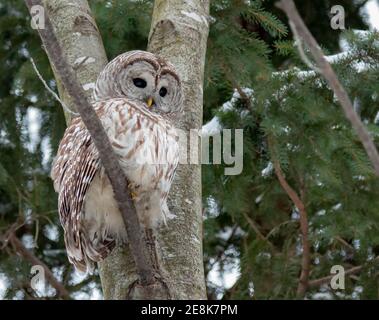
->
{"left": 242, "top": 211, "right": 267, "bottom": 241}
{"left": 276, "top": 0, "right": 379, "bottom": 177}
{"left": 5, "top": 233, "right": 70, "bottom": 299}
{"left": 288, "top": 21, "right": 321, "bottom": 73}
{"left": 269, "top": 137, "right": 310, "bottom": 298}
{"left": 40, "top": 0, "right": 108, "bottom": 124}
{"left": 29, "top": 57, "right": 79, "bottom": 116}
{"left": 308, "top": 256, "right": 379, "bottom": 288}
{"left": 24, "top": 0, "right": 158, "bottom": 293}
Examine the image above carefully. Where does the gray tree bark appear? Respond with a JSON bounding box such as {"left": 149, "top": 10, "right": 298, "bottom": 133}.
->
{"left": 149, "top": 0, "right": 210, "bottom": 299}
{"left": 99, "top": 0, "right": 210, "bottom": 299}
{"left": 44, "top": 0, "right": 209, "bottom": 299}
{"left": 43, "top": 0, "right": 108, "bottom": 123}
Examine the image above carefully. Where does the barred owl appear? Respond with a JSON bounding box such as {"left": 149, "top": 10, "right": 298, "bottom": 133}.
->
{"left": 51, "top": 51, "right": 183, "bottom": 273}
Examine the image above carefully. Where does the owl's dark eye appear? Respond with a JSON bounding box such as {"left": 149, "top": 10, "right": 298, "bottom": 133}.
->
{"left": 133, "top": 78, "right": 147, "bottom": 88}
{"left": 159, "top": 87, "right": 168, "bottom": 97}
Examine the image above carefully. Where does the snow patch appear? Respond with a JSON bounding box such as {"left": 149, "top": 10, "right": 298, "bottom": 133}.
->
{"left": 255, "top": 193, "right": 264, "bottom": 203}
{"left": 74, "top": 56, "right": 96, "bottom": 66}
{"left": 181, "top": 10, "right": 208, "bottom": 26}
{"left": 0, "top": 274, "right": 9, "bottom": 299}
{"left": 83, "top": 82, "right": 95, "bottom": 91}
{"left": 202, "top": 88, "right": 254, "bottom": 136}
{"left": 262, "top": 162, "right": 273, "bottom": 177}
{"left": 192, "top": 235, "right": 200, "bottom": 244}
{"left": 375, "top": 111, "right": 379, "bottom": 124}
{"left": 364, "top": 1, "right": 379, "bottom": 31}
{"left": 26, "top": 107, "right": 42, "bottom": 152}
{"left": 201, "top": 116, "right": 222, "bottom": 137}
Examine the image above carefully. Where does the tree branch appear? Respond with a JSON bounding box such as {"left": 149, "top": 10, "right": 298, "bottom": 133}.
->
{"left": 25, "top": 0, "right": 157, "bottom": 293}
{"left": 308, "top": 266, "right": 361, "bottom": 288}
{"left": 41, "top": 0, "right": 108, "bottom": 124}
{"left": 4, "top": 233, "right": 70, "bottom": 299}
{"left": 269, "top": 138, "right": 310, "bottom": 298}
{"left": 242, "top": 211, "right": 267, "bottom": 241}
{"left": 308, "top": 256, "right": 379, "bottom": 288}
{"left": 276, "top": 0, "right": 379, "bottom": 177}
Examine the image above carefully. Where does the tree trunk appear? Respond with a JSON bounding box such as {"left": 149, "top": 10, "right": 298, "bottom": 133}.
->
{"left": 43, "top": 0, "right": 108, "bottom": 123}
{"left": 45, "top": 0, "right": 209, "bottom": 299}
{"left": 98, "top": 0, "right": 210, "bottom": 299}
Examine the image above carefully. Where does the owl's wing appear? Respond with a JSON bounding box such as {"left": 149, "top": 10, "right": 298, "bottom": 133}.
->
{"left": 152, "top": 121, "right": 179, "bottom": 222}
{"left": 51, "top": 117, "right": 114, "bottom": 273}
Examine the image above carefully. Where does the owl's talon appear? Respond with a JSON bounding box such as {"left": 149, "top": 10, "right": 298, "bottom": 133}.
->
{"left": 127, "top": 182, "right": 137, "bottom": 200}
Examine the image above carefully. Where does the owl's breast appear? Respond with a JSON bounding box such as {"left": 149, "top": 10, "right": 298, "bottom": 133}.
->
{"left": 101, "top": 99, "right": 179, "bottom": 192}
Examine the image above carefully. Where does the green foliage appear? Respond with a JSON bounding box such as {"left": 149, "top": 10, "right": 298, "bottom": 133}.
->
{"left": 243, "top": 1, "right": 288, "bottom": 38}
{"left": 91, "top": 0, "right": 153, "bottom": 58}
{"left": 203, "top": 25, "right": 379, "bottom": 299}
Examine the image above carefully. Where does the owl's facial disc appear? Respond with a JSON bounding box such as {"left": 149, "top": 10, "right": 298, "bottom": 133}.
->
{"left": 118, "top": 61, "right": 156, "bottom": 104}
{"left": 154, "top": 73, "right": 183, "bottom": 114}
{"left": 98, "top": 52, "right": 183, "bottom": 115}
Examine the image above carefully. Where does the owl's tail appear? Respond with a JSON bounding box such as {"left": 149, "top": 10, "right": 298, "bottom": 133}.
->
{"left": 66, "top": 230, "right": 115, "bottom": 274}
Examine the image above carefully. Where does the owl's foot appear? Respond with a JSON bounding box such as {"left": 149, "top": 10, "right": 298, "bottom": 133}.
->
{"left": 145, "top": 229, "right": 160, "bottom": 271}
{"left": 127, "top": 182, "right": 138, "bottom": 200}
{"left": 126, "top": 229, "right": 171, "bottom": 299}
{"left": 127, "top": 274, "right": 171, "bottom": 299}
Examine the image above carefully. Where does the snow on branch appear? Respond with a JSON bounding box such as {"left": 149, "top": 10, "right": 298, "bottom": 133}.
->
{"left": 277, "top": 0, "right": 379, "bottom": 177}
{"left": 202, "top": 42, "right": 376, "bottom": 136}
{"left": 202, "top": 88, "right": 254, "bottom": 137}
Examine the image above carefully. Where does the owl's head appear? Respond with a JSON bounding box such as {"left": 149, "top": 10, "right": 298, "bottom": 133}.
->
{"left": 94, "top": 50, "right": 183, "bottom": 115}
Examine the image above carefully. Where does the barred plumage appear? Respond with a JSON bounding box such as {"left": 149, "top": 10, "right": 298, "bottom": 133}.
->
{"left": 51, "top": 51, "right": 182, "bottom": 273}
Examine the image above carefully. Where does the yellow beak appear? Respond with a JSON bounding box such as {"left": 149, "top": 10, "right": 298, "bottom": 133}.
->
{"left": 147, "top": 97, "right": 154, "bottom": 108}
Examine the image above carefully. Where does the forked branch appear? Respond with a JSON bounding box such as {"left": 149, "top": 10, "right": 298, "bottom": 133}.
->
{"left": 269, "top": 137, "right": 310, "bottom": 298}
